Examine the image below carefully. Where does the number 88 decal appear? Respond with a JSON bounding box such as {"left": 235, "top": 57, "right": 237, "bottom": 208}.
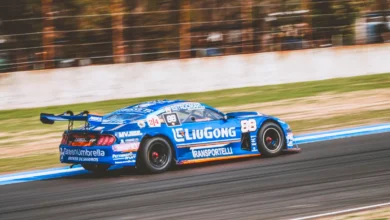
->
{"left": 241, "top": 119, "right": 257, "bottom": 133}
{"left": 166, "top": 115, "right": 177, "bottom": 123}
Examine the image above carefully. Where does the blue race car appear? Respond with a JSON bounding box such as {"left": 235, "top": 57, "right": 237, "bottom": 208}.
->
{"left": 40, "top": 100, "right": 300, "bottom": 174}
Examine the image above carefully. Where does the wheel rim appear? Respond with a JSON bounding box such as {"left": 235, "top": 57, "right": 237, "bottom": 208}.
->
{"left": 148, "top": 142, "right": 169, "bottom": 169}
{"left": 262, "top": 128, "right": 282, "bottom": 153}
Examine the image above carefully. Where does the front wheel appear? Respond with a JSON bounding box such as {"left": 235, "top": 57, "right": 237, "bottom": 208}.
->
{"left": 138, "top": 137, "right": 173, "bottom": 174}
{"left": 82, "top": 164, "right": 110, "bottom": 174}
{"left": 257, "top": 122, "right": 285, "bottom": 157}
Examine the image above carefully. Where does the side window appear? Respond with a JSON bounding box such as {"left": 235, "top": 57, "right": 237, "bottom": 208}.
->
{"left": 181, "top": 108, "right": 223, "bottom": 123}
{"left": 204, "top": 108, "right": 224, "bottom": 120}
{"left": 158, "top": 104, "right": 224, "bottom": 124}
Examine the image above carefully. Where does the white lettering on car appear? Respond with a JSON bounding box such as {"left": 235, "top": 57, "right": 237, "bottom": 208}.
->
{"left": 115, "top": 130, "right": 142, "bottom": 138}
{"left": 112, "top": 153, "right": 136, "bottom": 160}
{"left": 60, "top": 148, "right": 105, "bottom": 157}
{"left": 287, "top": 132, "right": 294, "bottom": 147}
{"left": 172, "top": 127, "right": 236, "bottom": 142}
{"left": 241, "top": 119, "right": 257, "bottom": 133}
{"left": 170, "top": 103, "right": 205, "bottom": 111}
{"left": 112, "top": 142, "right": 140, "bottom": 152}
{"left": 191, "top": 147, "right": 233, "bottom": 158}
{"left": 67, "top": 157, "right": 99, "bottom": 162}
{"left": 89, "top": 116, "right": 102, "bottom": 122}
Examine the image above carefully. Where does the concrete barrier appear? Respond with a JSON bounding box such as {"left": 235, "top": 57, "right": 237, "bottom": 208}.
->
{"left": 0, "top": 43, "right": 389, "bottom": 110}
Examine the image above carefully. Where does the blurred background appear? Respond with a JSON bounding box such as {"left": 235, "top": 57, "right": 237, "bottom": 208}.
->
{"left": 0, "top": 0, "right": 389, "bottom": 73}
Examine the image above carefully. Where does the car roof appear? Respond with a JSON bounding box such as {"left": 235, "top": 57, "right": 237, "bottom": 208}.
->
{"left": 112, "top": 100, "right": 205, "bottom": 115}
{"left": 102, "top": 100, "right": 223, "bottom": 124}
{"left": 130, "top": 100, "right": 188, "bottom": 111}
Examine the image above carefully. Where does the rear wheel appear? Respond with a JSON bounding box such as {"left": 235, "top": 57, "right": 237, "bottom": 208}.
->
{"left": 257, "top": 122, "right": 285, "bottom": 157}
{"left": 82, "top": 164, "right": 110, "bottom": 174}
{"left": 138, "top": 137, "right": 173, "bottom": 174}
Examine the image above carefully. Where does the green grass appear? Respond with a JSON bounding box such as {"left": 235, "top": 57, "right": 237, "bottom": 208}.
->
{"left": 0, "top": 73, "right": 389, "bottom": 134}
{"left": 0, "top": 153, "right": 61, "bottom": 173}
{"left": 289, "top": 109, "right": 390, "bottom": 133}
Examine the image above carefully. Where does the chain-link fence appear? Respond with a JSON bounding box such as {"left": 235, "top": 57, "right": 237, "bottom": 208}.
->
{"left": 0, "top": 0, "right": 389, "bottom": 73}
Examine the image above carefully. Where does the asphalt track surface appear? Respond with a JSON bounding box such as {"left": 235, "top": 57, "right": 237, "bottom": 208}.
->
{"left": 1, "top": 133, "right": 390, "bottom": 220}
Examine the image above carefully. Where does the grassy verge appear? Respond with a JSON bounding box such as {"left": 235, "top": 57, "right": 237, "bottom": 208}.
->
{"left": 0, "top": 153, "right": 60, "bottom": 173}
{"left": 0, "top": 73, "right": 389, "bottom": 173}
{"left": 289, "top": 109, "right": 390, "bottom": 133}
{"left": 0, "top": 73, "right": 389, "bottom": 134}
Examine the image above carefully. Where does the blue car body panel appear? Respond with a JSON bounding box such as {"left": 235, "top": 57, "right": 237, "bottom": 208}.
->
{"left": 44, "top": 100, "right": 298, "bottom": 167}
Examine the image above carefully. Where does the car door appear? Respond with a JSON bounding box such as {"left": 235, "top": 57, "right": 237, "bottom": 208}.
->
{"left": 172, "top": 108, "right": 242, "bottom": 162}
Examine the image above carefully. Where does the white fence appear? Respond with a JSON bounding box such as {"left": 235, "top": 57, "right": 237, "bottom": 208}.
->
{"left": 0, "top": 43, "right": 389, "bottom": 110}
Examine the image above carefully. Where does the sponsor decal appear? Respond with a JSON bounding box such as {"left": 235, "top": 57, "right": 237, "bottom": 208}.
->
{"left": 88, "top": 115, "right": 103, "bottom": 122}
{"left": 173, "top": 127, "right": 236, "bottom": 142}
{"left": 93, "top": 126, "right": 105, "bottom": 131}
{"left": 119, "top": 138, "right": 139, "bottom": 143}
{"left": 136, "top": 100, "right": 175, "bottom": 108}
{"left": 117, "top": 108, "right": 154, "bottom": 113}
{"left": 287, "top": 132, "right": 294, "bottom": 147}
{"left": 74, "top": 137, "right": 87, "bottom": 142}
{"left": 146, "top": 115, "right": 161, "bottom": 128}
{"left": 115, "top": 160, "right": 136, "bottom": 164}
{"left": 67, "top": 157, "right": 99, "bottom": 162}
{"left": 164, "top": 107, "right": 172, "bottom": 113}
{"left": 241, "top": 119, "right": 257, "bottom": 133}
{"left": 60, "top": 148, "right": 105, "bottom": 157}
{"left": 115, "top": 130, "right": 142, "bottom": 138}
{"left": 170, "top": 102, "right": 205, "bottom": 111}
{"left": 137, "top": 120, "right": 146, "bottom": 128}
{"left": 163, "top": 113, "right": 181, "bottom": 127}
{"left": 251, "top": 136, "right": 257, "bottom": 146}
{"left": 112, "top": 153, "right": 136, "bottom": 160}
{"left": 112, "top": 142, "right": 140, "bottom": 152}
{"left": 191, "top": 147, "right": 233, "bottom": 158}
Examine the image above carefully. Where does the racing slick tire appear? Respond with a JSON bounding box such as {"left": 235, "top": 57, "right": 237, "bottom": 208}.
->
{"left": 138, "top": 137, "right": 173, "bottom": 174}
{"left": 257, "top": 122, "right": 285, "bottom": 157}
{"left": 82, "top": 164, "right": 111, "bottom": 174}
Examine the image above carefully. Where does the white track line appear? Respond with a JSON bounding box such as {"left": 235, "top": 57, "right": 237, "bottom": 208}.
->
{"left": 294, "top": 124, "right": 390, "bottom": 141}
{"left": 0, "top": 167, "right": 85, "bottom": 182}
{"left": 291, "top": 202, "right": 390, "bottom": 220}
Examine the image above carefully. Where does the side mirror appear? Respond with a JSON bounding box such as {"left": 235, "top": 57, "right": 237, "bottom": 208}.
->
{"left": 223, "top": 115, "right": 228, "bottom": 121}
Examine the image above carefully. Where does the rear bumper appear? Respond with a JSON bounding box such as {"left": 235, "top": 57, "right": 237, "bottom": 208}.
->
{"left": 59, "top": 145, "right": 137, "bottom": 166}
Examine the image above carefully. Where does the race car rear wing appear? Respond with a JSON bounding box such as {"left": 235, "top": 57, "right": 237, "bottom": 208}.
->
{"left": 40, "top": 110, "right": 102, "bottom": 130}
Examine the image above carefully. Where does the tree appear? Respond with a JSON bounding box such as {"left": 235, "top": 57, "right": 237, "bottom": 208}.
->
{"left": 310, "top": 0, "right": 360, "bottom": 45}
{"left": 0, "top": 0, "right": 43, "bottom": 71}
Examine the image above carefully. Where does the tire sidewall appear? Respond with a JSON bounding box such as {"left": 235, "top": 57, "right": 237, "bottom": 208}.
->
{"left": 257, "top": 122, "right": 285, "bottom": 157}
{"left": 139, "top": 137, "right": 173, "bottom": 173}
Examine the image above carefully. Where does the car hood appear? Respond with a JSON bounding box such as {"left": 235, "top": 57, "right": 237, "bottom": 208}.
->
{"left": 226, "top": 111, "right": 265, "bottom": 117}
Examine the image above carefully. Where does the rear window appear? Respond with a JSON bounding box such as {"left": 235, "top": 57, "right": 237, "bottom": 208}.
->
{"left": 103, "top": 113, "right": 143, "bottom": 123}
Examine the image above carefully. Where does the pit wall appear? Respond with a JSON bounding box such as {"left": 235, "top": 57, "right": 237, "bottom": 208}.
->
{"left": 0, "top": 43, "right": 389, "bottom": 110}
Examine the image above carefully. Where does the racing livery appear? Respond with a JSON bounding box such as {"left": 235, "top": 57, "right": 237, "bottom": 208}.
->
{"left": 40, "top": 100, "right": 300, "bottom": 173}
